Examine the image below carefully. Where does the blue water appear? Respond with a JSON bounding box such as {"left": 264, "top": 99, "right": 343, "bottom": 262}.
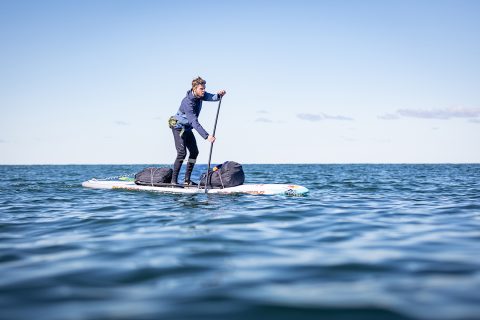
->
{"left": 1, "top": 164, "right": 479, "bottom": 320}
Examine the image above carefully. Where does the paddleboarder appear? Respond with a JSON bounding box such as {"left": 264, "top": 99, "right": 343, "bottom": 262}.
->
{"left": 168, "top": 77, "right": 226, "bottom": 185}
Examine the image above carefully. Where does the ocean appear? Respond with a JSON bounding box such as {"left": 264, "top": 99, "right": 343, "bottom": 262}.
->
{"left": 0, "top": 164, "right": 479, "bottom": 320}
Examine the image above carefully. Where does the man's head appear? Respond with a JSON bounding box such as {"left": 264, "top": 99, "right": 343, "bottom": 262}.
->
{"left": 192, "top": 76, "right": 206, "bottom": 98}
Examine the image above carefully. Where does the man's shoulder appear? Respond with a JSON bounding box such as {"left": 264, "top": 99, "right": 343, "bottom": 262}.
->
{"left": 180, "top": 94, "right": 197, "bottom": 110}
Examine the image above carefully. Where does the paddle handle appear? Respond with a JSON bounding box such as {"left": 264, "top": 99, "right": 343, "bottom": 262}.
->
{"left": 205, "top": 97, "right": 222, "bottom": 193}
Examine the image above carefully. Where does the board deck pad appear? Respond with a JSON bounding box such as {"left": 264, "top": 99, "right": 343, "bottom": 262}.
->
{"left": 82, "top": 179, "right": 309, "bottom": 195}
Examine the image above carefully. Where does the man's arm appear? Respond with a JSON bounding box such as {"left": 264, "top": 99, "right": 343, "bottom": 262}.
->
{"left": 202, "top": 92, "right": 220, "bottom": 102}
{"left": 203, "top": 90, "right": 226, "bottom": 101}
{"left": 183, "top": 101, "right": 209, "bottom": 139}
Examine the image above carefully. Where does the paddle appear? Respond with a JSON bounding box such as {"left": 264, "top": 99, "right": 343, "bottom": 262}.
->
{"left": 204, "top": 96, "right": 223, "bottom": 193}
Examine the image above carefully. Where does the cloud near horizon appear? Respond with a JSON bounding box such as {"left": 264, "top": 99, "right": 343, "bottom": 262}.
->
{"left": 377, "top": 113, "right": 400, "bottom": 120}
{"left": 379, "top": 107, "right": 480, "bottom": 121}
{"left": 297, "top": 113, "right": 353, "bottom": 122}
{"left": 255, "top": 117, "right": 273, "bottom": 123}
{"left": 255, "top": 110, "right": 271, "bottom": 122}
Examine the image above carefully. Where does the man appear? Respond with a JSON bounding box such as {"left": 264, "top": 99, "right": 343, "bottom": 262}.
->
{"left": 169, "top": 77, "right": 226, "bottom": 185}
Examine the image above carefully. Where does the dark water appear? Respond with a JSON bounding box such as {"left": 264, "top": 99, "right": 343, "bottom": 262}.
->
{"left": 0, "top": 164, "right": 479, "bottom": 320}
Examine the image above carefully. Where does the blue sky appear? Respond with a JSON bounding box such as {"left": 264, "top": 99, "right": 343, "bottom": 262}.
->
{"left": 1, "top": 0, "right": 479, "bottom": 164}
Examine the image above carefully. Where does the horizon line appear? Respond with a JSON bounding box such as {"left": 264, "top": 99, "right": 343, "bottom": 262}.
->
{"left": 1, "top": 162, "right": 479, "bottom": 166}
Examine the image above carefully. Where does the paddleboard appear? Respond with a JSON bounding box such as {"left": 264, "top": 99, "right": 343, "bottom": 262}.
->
{"left": 82, "top": 179, "right": 309, "bottom": 195}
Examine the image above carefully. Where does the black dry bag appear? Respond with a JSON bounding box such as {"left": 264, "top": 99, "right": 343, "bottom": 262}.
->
{"left": 134, "top": 167, "right": 172, "bottom": 186}
{"left": 200, "top": 161, "right": 245, "bottom": 189}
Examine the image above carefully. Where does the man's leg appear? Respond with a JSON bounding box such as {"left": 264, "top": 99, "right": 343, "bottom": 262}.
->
{"left": 184, "top": 131, "right": 199, "bottom": 184}
{"left": 171, "top": 128, "right": 187, "bottom": 184}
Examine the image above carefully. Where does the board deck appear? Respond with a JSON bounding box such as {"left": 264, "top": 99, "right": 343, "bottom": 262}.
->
{"left": 82, "top": 179, "right": 309, "bottom": 195}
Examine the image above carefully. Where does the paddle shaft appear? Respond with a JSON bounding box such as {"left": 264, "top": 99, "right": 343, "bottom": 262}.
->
{"left": 205, "top": 97, "right": 222, "bottom": 193}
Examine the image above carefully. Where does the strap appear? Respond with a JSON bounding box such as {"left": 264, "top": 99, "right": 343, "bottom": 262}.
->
{"left": 217, "top": 170, "right": 225, "bottom": 189}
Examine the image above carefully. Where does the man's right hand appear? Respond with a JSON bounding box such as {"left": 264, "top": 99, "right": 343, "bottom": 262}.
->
{"left": 207, "top": 135, "right": 216, "bottom": 143}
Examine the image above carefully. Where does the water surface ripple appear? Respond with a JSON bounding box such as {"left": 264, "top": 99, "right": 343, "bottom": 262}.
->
{"left": 0, "top": 164, "right": 479, "bottom": 320}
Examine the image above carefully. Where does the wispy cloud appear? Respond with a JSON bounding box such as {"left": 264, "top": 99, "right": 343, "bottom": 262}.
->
{"left": 469, "top": 119, "right": 480, "bottom": 124}
{"left": 0, "top": 139, "right": 6, "bottom": 143}
{"left": 324, "top": 114, "right": 353, "bottom": 121}
{"left": 297, "top": 113, "right": 353, "bottom": 121}
{"left": 255, "top": 117, "right": 273, "bottom": 123}
{"left": 297, "top": 113, "right": 323, "bottom": 121}
{"left": 257, "top": 110, "right": 269, "bottom": 114}
{"left": 115, "top": 121, "right": 130, "bottom": 126}
{"left": 398, "top": 107, "right": 480, "bottom": 119}
{"left": 379, "top": 107, "right": 480, "bottom": 121}
{"left": 377, "top": 113, "right": 400, "bottom": 120}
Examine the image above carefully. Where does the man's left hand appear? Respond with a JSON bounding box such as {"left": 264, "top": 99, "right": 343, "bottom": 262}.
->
{"left": 217, "top": 90, "right": 226, "bottom": 97}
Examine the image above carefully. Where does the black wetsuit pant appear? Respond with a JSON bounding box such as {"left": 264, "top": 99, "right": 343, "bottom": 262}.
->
{"left": 171, "top": 128, "right": 199, "bottom": 184}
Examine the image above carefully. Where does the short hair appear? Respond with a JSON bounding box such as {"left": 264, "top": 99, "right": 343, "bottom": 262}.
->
{"left": 192, "top": 76, "right": 206, "bottom": 89}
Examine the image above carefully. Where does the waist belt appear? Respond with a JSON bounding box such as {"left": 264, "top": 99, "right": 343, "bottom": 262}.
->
{"left": 168, "top": 116, "right": 185, "bottom": 137}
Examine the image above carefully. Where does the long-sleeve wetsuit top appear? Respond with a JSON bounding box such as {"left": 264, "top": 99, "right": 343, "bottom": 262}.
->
{"left": 173, "top": 90, "right": 221, "bottom": 139}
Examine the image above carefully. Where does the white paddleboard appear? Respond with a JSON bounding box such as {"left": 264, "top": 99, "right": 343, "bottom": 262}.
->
{"left": 82, "top": 179, "right": 309, "bottom": 195}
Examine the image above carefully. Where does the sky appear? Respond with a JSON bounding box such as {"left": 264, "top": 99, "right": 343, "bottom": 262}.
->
{"left": 1, "top": 0, "right": 479, "bottom": 164}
